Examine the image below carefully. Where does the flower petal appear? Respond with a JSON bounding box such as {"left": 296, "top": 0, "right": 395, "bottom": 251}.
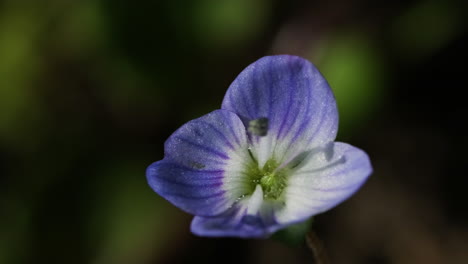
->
{"left": 275, "top": 142, "right": 372, "bottom": 224}
{"left": 190, "top": 186, "right": 284, "bottom": 238}
{"left": 147, "top": 160, "right": 227, "bottom": 216}
{"left": 221, "top": 55, "right": 338, "bottom": 167}
{"left": 146, "top": 110, "right": 249, "bottom": 216}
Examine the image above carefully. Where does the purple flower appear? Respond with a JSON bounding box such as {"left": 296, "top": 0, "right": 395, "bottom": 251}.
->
{"left": 146, "top": 55, "right": 372, "bottom": 238}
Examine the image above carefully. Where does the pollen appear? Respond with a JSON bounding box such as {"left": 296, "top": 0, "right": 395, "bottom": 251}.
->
{"left": 244, "top": 158, "right": 288, "bottom": 200}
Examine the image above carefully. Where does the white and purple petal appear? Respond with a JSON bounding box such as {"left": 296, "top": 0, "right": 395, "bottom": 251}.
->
{"left": 191, "top": 186, "right": 284, "bottom": 238}
{"left": 275, "top": 142, "right": 372, "bottom": 224}
{"left": 147, "top": 110, "right": 250, "bottom": 217}
{"left": 222, "top": 55, "right": 338, "bottom": 167}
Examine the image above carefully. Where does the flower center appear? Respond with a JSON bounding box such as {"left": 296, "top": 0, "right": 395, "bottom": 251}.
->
{"left": 245, "top": 158, "right": 288, "bottom": 200}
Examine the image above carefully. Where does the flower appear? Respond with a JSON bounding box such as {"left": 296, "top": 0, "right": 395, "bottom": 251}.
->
{"left": 146, "top": 55, "right": 372, "bottom": 238}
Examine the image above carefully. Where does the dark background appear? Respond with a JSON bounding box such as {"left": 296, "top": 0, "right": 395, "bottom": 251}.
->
{"left": 1, "top": 0, "right": 467, "bottom": 263}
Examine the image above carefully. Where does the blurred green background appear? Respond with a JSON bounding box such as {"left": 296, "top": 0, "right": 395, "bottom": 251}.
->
{"left": 1, "top": 0, "right": 467, "bottom": 263}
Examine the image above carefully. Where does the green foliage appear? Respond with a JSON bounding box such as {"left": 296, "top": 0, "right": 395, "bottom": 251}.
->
{"left": 392, "top": 0, "right": 463, "bottom": 59}
{"left": 191, "top": 0, "right": 270, "bottom": 50}
{"left": 318, "top": 32, "right": 385, "bottom": 135}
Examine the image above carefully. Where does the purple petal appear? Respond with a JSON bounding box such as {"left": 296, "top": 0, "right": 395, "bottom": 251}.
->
{"left": 222, "top": 55, "right": 338, "bottom": 167}
{"left": 146, "top": 110, "right": 249, "bottom": 216}
{"left": 191, "top": 214, "right": 273, "bottom": 238}
{"left": 147, "top": 160, "right": 227, "bottom": 216}
{"left": 190, "top": 187, "right": 285, "bottom": 238}
{"left": 163, "top": 110, "right": 247, "bottom": 170}
{"left": 275, "top": 142, "right": 372, "bottom": 224}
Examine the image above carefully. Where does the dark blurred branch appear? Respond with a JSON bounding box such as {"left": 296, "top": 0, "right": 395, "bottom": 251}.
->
{"left": 306, "top": 230, "right": 330, "bottom": 264}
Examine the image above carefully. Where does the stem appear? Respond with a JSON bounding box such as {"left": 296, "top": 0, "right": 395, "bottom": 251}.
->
{"left": 306, "top": 230, "right": 330, "bottom": 264}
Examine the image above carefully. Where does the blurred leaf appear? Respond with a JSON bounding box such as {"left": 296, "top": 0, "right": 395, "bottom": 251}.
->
{"left": 317, "top": 32, "right": 385, "bottom": 135}
{"left": 192, "top": 0, "right": 270, "bottom": 50}
{"left": 0, "top": 199, "right": 31, "bottom": 264}
{"left": 89, "top": 160, "right": 186, "bottom": 264}
{"left": 50, "top": 1, "right": 106, "bottom": 56}
{"left": 0, "top": 3, "right": 45, "bottom": 150}
{"left": 391, "top": 0, "right": 463, "bottom": 60}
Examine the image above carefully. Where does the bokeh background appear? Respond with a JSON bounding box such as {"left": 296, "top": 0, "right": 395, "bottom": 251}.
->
{"left": 1, "top": 0, "right": 467, "bottom": 263}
